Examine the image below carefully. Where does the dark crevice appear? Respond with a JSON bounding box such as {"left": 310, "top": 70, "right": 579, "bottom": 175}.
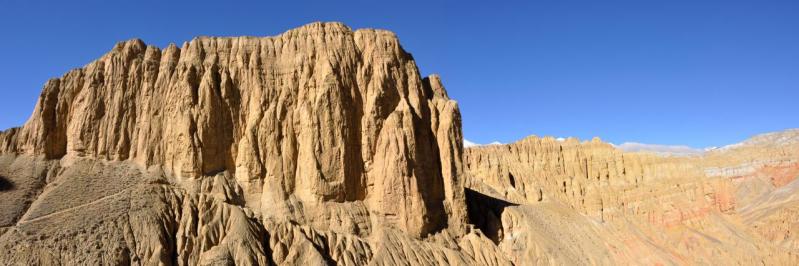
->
{"left": 508, "top": 172, "right": 516, "bottom": 188}
{"left": 261, "top": 229, "right": 277, "bottom": 266}
{"left": 170, "top": 241, "right": 178, "bottom": 266}
{"left": 464, "top": 188, "right": 518, "bottom": 244}
{"left": 305, "top": 234, "right": 337, "bottom": 265}
{"left": 0, "top": 176, "right": 13, "bottom": 191}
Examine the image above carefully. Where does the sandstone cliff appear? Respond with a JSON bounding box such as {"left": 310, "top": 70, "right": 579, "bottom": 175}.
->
{"left": 0, "top": 22, "right": 496, "bottom": 265}
{"left": 463, "top": 131, "right": 799, "bottom": 265}
{"left": 1, "top": 21, "right": 798, "bottom": 266}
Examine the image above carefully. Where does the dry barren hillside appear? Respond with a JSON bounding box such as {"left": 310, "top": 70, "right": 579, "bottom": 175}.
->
{"left": 0, "top": 22, "right": 797, "bottom": 265}
{"left": 464, "top": 130, "right": 799, "bottom": 265}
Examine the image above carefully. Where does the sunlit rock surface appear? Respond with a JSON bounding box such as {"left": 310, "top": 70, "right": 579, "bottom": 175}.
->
{"left": 1, "top": 21, "right": 797, "bottom": 265}
{"left": 464, "top": 130, "right": 799, "bottom": 264}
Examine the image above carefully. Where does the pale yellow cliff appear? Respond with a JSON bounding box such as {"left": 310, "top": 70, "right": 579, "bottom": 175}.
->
{"left": 0, "top": 22, "right": 491, "bottom": 265}
{"left": 463, "top": 131, "right": 799, "bottom": 265}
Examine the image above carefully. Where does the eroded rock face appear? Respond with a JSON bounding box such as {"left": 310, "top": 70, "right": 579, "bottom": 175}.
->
{"left": 0, "top": 22, "right": 466, "bottom": 238}
{"left": 464, "top": 136, "right": 737, "bottom": 223}
{"left": 703, "top": 130, "right": 799, "bottom": 255}
{"left": 2, "top": 21, "right": 798, "bottom": 265}
{"left": 0, "top": 22, "right": 491, "bottom": 265}
{"left": 463, "top": 131, "right": 799, "bottom": 264}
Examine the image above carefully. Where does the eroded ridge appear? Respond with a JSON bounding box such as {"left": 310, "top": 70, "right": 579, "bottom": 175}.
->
{"left": 0, "top": 22, "right": 495, "bottom": 265}
{"left": 463, "top": 132, "right": 799, "bottom": 265}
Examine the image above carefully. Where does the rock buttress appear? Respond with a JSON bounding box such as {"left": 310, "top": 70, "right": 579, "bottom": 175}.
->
{"left": 0, "top": 22, "right": 468, "bottom": 238}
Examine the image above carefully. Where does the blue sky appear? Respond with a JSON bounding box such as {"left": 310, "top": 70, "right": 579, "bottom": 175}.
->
{"left": 1, "top": 0, "right": 797, "bottom": 148}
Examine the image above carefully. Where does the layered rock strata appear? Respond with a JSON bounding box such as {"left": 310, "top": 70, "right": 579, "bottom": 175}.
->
{"left": 703, "top": 130, "right": 799, "bottom": 254}
{"left": 463, "top": 133, "right": 799, "bottom": 264}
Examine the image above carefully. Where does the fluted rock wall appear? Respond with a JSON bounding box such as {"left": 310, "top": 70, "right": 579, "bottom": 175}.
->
{"left": 0, "top": 22, "right": 503, "bottom": 265}
{"left": 463, "top": 133, "right": 799, "bottom": 264}
{"left": 464, "top": 136, "right": 735, "bottom": 223}
{"left": 0, "top": 22, "right": 466, "bottom": 238}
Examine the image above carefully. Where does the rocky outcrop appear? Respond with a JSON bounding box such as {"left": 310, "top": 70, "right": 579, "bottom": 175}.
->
{"left": 0, "top": 22, "right": 492, "bottom": 265}
{"left": 464, "top": 136, "right": 735, "bottom": 223}
{"left": 463, "top": 132, "right": 799, "bottom": 264}
{"left": 703, "top": 130, "right": 799, "bottom": 254}
{"left": 0, "top": 22, "right": 467, "bottom": 238}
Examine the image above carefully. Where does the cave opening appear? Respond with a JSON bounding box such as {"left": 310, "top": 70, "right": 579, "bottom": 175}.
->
{"left": 464, "top": 188, "right": 518, "bottom": 244}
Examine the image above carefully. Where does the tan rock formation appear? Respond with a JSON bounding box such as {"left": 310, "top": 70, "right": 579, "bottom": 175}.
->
{"left": 463, "top": 131, "right": 799, "bottom": 264}
{"left": 1, "top": 20, "right": 798, "bottom": 265}
{"left": 0, "top": 22, "right": 491, "bottom": 265}
{"left": 703, "top": 129, "right": 799, "bottom": 255}
{"left": 0, "top": 21, "right": 469, "bottom": 238}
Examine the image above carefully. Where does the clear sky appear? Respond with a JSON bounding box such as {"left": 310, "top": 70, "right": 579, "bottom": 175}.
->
{"left": 1, "top": 0, "right": 797, "bottom": 148}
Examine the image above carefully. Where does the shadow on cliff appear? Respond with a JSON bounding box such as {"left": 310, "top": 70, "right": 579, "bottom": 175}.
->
{"left": 464, "top": 188, "right": 518, "bottom": 244}
{"left": 0, "top": 176, "right": 14, "bottom": 191}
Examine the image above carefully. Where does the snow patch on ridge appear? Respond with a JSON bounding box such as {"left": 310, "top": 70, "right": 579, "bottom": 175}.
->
{"left": 464, "top": 139, "right": 479, "bottom": 148}
{"left": 616, "top": 142, "right": 704, "bottom": 156}
{"left": 464, "top": 139, "right": 503, "bottom": 148}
